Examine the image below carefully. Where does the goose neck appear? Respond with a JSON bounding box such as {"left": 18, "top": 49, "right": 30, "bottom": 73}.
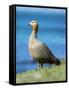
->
{"left": 30, "top": 31, "right": 37, "bottom": 40}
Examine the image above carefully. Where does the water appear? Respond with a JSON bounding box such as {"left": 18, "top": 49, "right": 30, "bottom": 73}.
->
{"left": 16, "top": 6, "right": 66, "bottom": 74}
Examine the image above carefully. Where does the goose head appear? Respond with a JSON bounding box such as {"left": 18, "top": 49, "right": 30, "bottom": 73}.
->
{"left": 28, "top": 20, "right": 38, "bottom": 32}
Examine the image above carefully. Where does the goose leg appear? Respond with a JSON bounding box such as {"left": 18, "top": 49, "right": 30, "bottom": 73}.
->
{"left": 38, "top": 63, "right": 40, "bottom": 69}
{"left": 38, "top": 63, "right": 43, "bottom": 68}
{"left": 40, "top": 63, "right": 43, "bottom": 68}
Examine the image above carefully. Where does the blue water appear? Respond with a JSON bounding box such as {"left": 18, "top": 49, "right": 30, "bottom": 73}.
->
{"left": 16, "top": 6, "right": 66, "bottom": 74}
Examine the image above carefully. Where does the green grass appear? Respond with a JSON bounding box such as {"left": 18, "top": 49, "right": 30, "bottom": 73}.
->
{"left": 16, "top": 63, "right": 66, "bottom": 83}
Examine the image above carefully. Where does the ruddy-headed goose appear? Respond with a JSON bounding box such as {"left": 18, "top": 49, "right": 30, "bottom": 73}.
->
{"left": 28, "top": 20, "right": 61, "bottom": 68}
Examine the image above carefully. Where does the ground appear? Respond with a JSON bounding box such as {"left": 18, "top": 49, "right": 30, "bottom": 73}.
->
{"left": 16, "top": 61, "right": 66, "bottom": 84}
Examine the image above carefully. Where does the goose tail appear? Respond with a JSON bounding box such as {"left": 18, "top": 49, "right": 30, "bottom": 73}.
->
{"left": 55, "top": 59, "right": 61, "bottom": 65}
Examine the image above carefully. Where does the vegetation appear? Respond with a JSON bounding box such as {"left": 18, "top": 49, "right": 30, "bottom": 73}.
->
{"left": 16, "top": 62, "right": 66, "bottom": 83}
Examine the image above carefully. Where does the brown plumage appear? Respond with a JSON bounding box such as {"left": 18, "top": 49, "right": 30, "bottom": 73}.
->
{"left": 28, "top": 20, "right": 61, "bottom": 68}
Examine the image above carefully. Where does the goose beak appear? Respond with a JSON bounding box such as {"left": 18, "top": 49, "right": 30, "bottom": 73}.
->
{"left": 28, "top": 23, "right": 30, "bottom": 26}
{"left": 28, "top": 22, "right": 32, "bottom": 26}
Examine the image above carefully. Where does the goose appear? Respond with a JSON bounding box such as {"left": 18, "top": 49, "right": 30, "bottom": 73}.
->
{"left": 28, "top": 20, "right": 61, "bottom": 68}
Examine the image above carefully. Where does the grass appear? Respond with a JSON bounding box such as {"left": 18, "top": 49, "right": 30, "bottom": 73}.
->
{"left": 16, "top": 62, "right": 66, "bottom": 84}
